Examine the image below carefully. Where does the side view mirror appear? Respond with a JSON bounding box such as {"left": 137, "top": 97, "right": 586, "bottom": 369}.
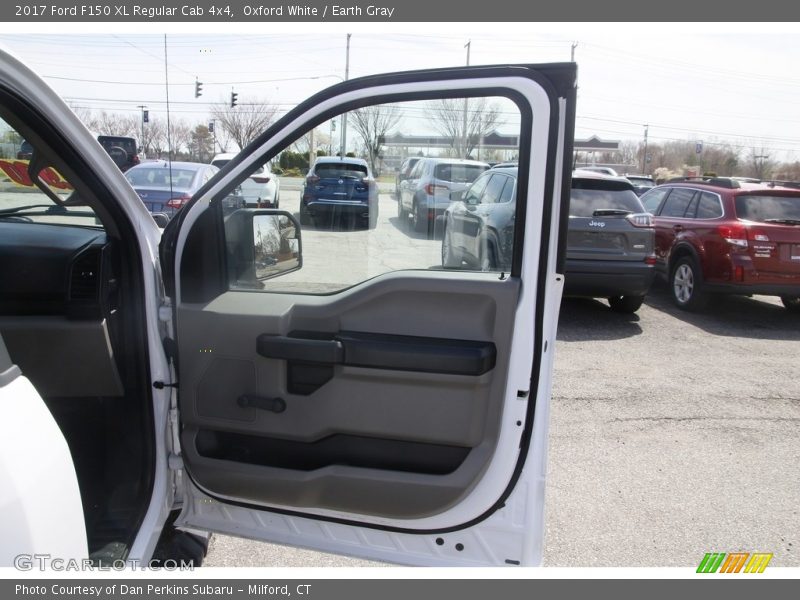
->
{"left": 224, "top": 210, "right": 302, "bottom": 289}
{"left": 253, "top": 212, "right": 302, "bottom": 281}
{"left": 450, "top": 190, "right": 465, "bottom": 203}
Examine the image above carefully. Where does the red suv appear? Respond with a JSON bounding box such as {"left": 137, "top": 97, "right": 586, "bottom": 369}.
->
{"left": 640, "top": 177, "right": 800, "bottom": 311}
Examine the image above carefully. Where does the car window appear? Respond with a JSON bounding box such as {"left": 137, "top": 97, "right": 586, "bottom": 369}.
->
{"left": 684, "top": 193, "right": 699, "bottom": 218}
{"left": 125, "top": 167, "right": 198, "bottom": 188}
{"left": 217, "top": 94, "right": 523, "bottom": 293}
{"left": 660, "top": 188, "right": 696, "bottom": 218}
{"left": 696, "top": 192, "right": 723, "bottom": 219}
{"left": 314, "top": 162, "right": 368, "bottom": 178}
{"left": 641, "top": 187, "right": 669, "bottom": 214}
{"left": 734, "top": 194, "right": 800, "bottom": 222}
{"left": 462, "top": 172, "right": 491, "bottom": 204}
{"left": 480, "top": 174, "right": 508, "bottom": 205}
{"left": 0, "top": 115, "right": 101, "bottom": 228}
{"left": 499, "top": 177, "right": 516, "bottom": 203}
{"left": 569, "top": 181, "right": 644, "bottom": 217}
{"left": 434, "top": 163, "right": 488, "bottom": 183}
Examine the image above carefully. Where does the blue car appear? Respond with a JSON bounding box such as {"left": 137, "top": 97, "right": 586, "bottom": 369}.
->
{"left": 299, "top": 157, "right": 379, "bottom": 229}
{"left": 124, "top": 161, "right": 219, "bottom": 222}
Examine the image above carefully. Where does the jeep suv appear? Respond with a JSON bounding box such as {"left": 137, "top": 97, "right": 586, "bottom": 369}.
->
{"left": 97, "top": 135, "right": 140, "bottom": 172}
{"left": 565, "top": 170, "right": 656, "bottom": 312}
{"left": 639, "top": 177, "right": 800, "bottom": 311}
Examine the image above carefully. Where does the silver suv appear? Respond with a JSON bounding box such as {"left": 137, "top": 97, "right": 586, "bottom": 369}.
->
{"left": 397, "top": 157, "right": 489, "bottom": 237}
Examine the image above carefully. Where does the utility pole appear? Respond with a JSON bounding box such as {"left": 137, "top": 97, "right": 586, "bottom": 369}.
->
{"left": 463, "top": 40, "right": 471, "bottom": 158}
{"left": 571, "top": 42, "right": 578, "bottom": 62}
{"left": 339, "top": 33, "right": 351, "bottom": 159}
{"left": 641, "top": 124, "right": 649, "bottom": 175}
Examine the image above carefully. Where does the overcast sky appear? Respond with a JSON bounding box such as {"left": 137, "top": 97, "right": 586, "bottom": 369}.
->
{"left": 2, "top": 23, "right": 800, "bottom": 161}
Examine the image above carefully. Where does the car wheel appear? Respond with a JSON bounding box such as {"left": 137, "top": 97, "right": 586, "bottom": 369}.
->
{"left": 781, "top": 295, "right": 800, "bottom": 312}
{"left": 608, "top": 295, "right": 645, "bottom": 313}
{"left": 299, "top": 208, "right": 312, "bottom": 226}
{"left": 442, "top": 225, "right": 461, "bottom": 268}
{"left": 670, "top": 256, "right": 707, "bottom": 310}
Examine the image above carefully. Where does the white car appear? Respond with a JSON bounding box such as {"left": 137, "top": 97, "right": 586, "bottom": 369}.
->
{"left": 0, "top": 47, "right": 575, "bottom": 568}
{"left": 211, "top": 152, "right": 280, "bottom": 209}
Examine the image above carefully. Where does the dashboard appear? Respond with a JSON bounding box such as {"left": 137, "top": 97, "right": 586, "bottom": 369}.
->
{"left": 0, "top": 221, "right": 124, "bottom": 397}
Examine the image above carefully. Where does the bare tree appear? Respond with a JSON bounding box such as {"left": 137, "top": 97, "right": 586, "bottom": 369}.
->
{"left": 166, "top": 119, "right": 193, "bottom": 160}
{"left": 93, "top": 111, "right": 138, "bottom": 137}
{"left": 426, "top": 98, "right": 503, "bottom": 158}
{"left": 210, "top": 97, "right": 278, "bottom": 151}
{"left": 348, "top": 104, "right": 402, "bottom": 175}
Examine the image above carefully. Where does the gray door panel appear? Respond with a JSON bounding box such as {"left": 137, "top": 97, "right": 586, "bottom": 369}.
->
{"left": 176, "top": 272, "right": 519, "bottom": 519}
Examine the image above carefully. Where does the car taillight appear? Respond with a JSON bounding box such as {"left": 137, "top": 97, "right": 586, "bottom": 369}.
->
{"left": 645, "top": 255, "right": 657, "bottom": 265}
{"left": 718, "top": 224, "right": 749, "bottom": 248}
{"left": 626, "top": 212, "right": 653, "bottom": 227}
{"left": 306, "top": 175, "right": 320, "bottom": 185}
{"left": 251, "top": 176, "right": 270, "bottom": 184}
{"left": 425, "top": 183, "right": 449, "bottom": 196}
{"left": 166, "top": 194, "right": 191, "bottom": 210}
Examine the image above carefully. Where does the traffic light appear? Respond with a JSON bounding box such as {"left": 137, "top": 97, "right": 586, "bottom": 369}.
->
{"left": 230, "top": 91, "right": 238, "bottom": 108}
{"left": 208, "top": 121, "right": 214, "bottom": 133}
{"left": 142, "top": 110, "right": 149, "bottom": 123}
{"left": 195, "top": 79, "right": 203, "bottom": 98}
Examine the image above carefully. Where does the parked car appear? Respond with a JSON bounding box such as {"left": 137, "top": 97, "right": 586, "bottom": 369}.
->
{"left": 97, "top": 135, "right": 140, "bottom": 172}
{"left": 441, "top": 168, "right": 655, "bottom": 312}
{"left": 394, "top": 156, "right": 420, "bottom": 199}
{"left": 124, "top": 160, "right": 218, "bottom": 221}
{"left": 398, "top": 157, "right": 490, "bottom": 237}
{"left": 211, "top": 152, "right": 280, "bottom": 208}
{"left": 625, "top": 174, "right": 655, "bottom": 196}
{"left": 299, "top": 156, "right": 378, "bottom": 229}
{"left": 0, "top": 49, "right": 577, "bottom": 568}
{"left": 441, "top": 167, "right": 517, "bottom": 271}
{"left": 565, "top": 170, "right": 656, "bottom": 312}
{"left": 639, "top": 176, "right": 800, "bottom": 311}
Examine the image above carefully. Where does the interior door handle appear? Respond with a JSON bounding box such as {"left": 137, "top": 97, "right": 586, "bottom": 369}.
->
{"left": 256, "top": 335, "right": 344, "bottom": 364}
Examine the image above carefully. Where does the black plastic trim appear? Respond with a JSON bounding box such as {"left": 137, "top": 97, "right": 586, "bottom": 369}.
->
{"left": 196, "top": 430, "right": 470, "bottom": 476}
{"left": 257, "top": 331, "right": 496, "bottom": 377}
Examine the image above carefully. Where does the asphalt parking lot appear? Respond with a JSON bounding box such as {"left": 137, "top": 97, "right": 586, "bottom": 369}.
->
{"left": 204, "top": 183, "right": 799, "bottom": 568}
